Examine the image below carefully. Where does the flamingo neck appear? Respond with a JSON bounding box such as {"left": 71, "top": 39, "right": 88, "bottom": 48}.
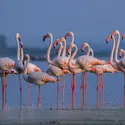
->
{"left": 24, "top": 56, "right": 30, "bottom": 75}
{"left": 85, "top": 44, "right": 91, "bottom": 56}
{"left": 110, "top": 36, "right": 115, "bottom": 64}
{"left": 90, "top": 49, "right": 94, "bottom": 56}
{"left": 68, "top": 44, "right": 78, "bottom": 68}
{"left": 62, "top": 39, "right": 66, "bottom": 57}
{"left": 20, "top": 46, "right": 24, "bottom": 61}
{"left": 115, "top": 32, "right": 120, "bottom": 64}
{"left": 16, "top": 37, "right": 20, "bottom": 60}
{"left": 68, "top": 34, "right": 74, "bottom": 58}
{"left": 47, "top": 35, "right": 53, "bottom": 64}
{"left": 57, "top": 42, "right": 63, "bottom": 57}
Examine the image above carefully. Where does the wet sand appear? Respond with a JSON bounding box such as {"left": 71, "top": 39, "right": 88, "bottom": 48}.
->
{"left": 0, "top": 108, "right": 125, "bottom": 125}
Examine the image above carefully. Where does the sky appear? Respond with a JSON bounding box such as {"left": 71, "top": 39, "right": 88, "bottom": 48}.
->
{"left": 0, "top": 0, "right": 125, "bottom": 48}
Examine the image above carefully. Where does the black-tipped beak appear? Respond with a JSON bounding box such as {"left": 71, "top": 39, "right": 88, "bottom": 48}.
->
{"left": 119, "top": 55, "right": 122, "bottom": 58}
{"left": 122, "top": 37, "right": 124, "bottom": 40}
{"left": 81, "top": 49, "right": 83, "bottom": 52}
{"left": 106, "top": 41, "right": 108, "bottom": 44}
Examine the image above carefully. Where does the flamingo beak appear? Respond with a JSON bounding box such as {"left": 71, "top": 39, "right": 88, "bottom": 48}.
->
{"left": 119, "top": 55, "right": 122, "bottom": 58}
{"left": 43, "top": 35, "right": 47, "bottom": 41}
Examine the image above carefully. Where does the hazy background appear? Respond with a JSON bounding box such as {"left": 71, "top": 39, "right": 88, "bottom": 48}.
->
{"left": 0, "top": 0, "right": 125, "bottom": 109}
{"left": 0, "top": 0, "right": 125, "bottom": 50}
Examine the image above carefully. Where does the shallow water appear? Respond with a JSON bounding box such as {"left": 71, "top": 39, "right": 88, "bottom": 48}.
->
{"left": 0, "top": 56, "right": 124, "bottom": 109}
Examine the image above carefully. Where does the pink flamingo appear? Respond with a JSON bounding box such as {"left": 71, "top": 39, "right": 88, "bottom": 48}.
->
{"left": 0, "top": 57, "right": 15, "bottom": 109}
{"left": 53, "top": 37, "right": 75, "bottom": 109}
{"left": 43, "top": 33, "right": 72, "bottom": 109}
{"left": 23, "top": 54, "right": 59, "bottom": 110}
{"left": 47, "top": 42, "right": 68, "bottom": 110}
{"left": 0, "top": 69, "right": 17, "bottom": 107}
{"left": 67, "top": 43, "right": 83, "bottom": 109}
{"left": 14, "top": 33, "right": 25, "bottom": 110}
{"left": 79, "top": 42, "right": 108, "bottom": 108}
{"left": 20, "top": 42, "right": 42, "bottom": 109}
{"left": 106, "top": 32, "right": 125, "bottom": 108}
{"left": 80, "top": 42, "right": 94, "bottom": 109}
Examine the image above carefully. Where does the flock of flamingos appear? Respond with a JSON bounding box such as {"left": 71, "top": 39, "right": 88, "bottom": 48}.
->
{"left": 1, "top": 30, "right": 125, "bottom": 110}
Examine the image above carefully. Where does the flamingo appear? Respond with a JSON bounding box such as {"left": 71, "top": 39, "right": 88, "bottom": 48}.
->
{"left": 47, "top": 42, "right": 67, "bottom": 110}
{"left": 0, "top": 57, "right": 15, "bottom": 109}
{"left": 0, "top": 69, "right": 17, "bottom": 107}
{"left": 14, "top": 33, "right": 24, "bottom": 110}
{"left": 80, "top": 42, "right": 95, "bottom": 109}
{"left": 20, "top": 42, "right": 42, "bottom": 108}
{"left": 23, "top": 54, "right": 59, "bottom": 110}
{"left": 106, "top": 31, "right": 125, "bottom": 108}
{"left": 67, "top": 43, "right": 83, "bottom": 109}
{"left": 53, "top": 37, "right": 76, "bottom": 109}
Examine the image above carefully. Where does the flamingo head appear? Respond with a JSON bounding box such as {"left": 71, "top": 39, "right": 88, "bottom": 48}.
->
{"left": 16, "top": 33, "right": 21, "bottom": 41}
{"left": 53, "top": 39, "right": 59, "bottom": 48}
{"left": 106, "top": 35, "right": 111, "bottom": 44}
{"left": 20, "top": 42, "right": 23, "bottom": 48}
{"left": 43, "top": 33, "right": 52, "bottom": 41}
{"left": 23, "top": 54, "right": 30, "bottom": 61}
{"left": 81, "top": 42, "right": 89, "bottom": 52}
{"left": 111, "top": 30, "right": 119, "bottom": 36}
{"left": 119, "top": 49, "right": 124, "bottom": 58}
{"left": 64, "top": 31, "right": 74, "bottom": 39}
{"left": 122, "top": 34, "right": 125, "bottom": 40}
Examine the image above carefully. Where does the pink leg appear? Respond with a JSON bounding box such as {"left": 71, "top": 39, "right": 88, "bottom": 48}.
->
{"left": 101, "top": 74, "right": 104, "bottom": 108}
{"left": 72, "top": 74, "right": 76, "bottom": 110}
{"left": 80, "top": 72, "right": 84, "bottom": 109}
{"left": 56, "top": 76, "right": 59, "bottom": 110}
{"left": 99, "top": 74, "right": 102, "bottom": 109}
{"left": 38, "top": 86, "right": 40, "bottom": 110}
{"left": 1, "top": 77, "right": 4, "bottom": 109}
{"left": 5, "top": 75, "right": 7, "bottom": 109}
{"left": 84, "top": 72, "right": 88, "bottom": 108}
{"left": 28, "top": 83, "right": 30, "bottom": 108}
{"left": 124, "top": 73, "right": 125, "bottom": 108}
{"left": 96, "top": 75, "right": 99, "bottom": 108}
{"left": 70, "top": 75, "right": 73, "bottom": 109}
{"left": 62, "top": 75, "right": 65, "bottom": 110}
{"left": 18, "top": 74, "right": 22, "bottom": 110}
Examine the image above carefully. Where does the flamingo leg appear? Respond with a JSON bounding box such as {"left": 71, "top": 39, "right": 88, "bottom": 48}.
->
{"left": 38, "top": 86, "right": 40, "bottom": 109}
{"left": 124, "top": 73, "right": 125, "bottom": 108}
{"left": 18, "top": 74, "right": 22, "bottom": 110}
{"left": 72, "top": 74, "right": 76, "bottom": 110}
{"left": 96, "top": 75, "right": 99, "bottom": 109}
{"left": 56, "top": 76, "right": 59, "bottom": 110}
{"left": 101, "top": 74, "right": 104, "bottom": 108}
{"left": 62, "top": 75, "right": 65, "bottom": 110}
{"left": 80, "top": 72, "right": 84, "bottom": 109}
{"left": 28, "top": 83, "right": 30, "bottom": 109}
{"left": 1, "top": 77, "right": 4, "bottom": 109}
{"left": 99, "top": 74, "right": 102, "bottom": 109}
{"left": 5, "top": 75, "right": 7, "bottom": 109}
{"left": 84, "top": 72, "right": 88, "bottom": 108}
{"left": 70, "top": 75, "right": 73, "bottom": 109}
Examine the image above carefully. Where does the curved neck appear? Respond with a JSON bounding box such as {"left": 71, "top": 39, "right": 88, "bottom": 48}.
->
{"left": 71, "top": 34, "right": 74, "bottom": 44}
{"left": 57, "top": 42, "right": 63, "bottom": 57}
{"left": 90, "top": 49, "right": 94, "bottom": 56}
{"left": 85, "top": 44, "right": 91, "bottom": 56}
{"left": 47, "top": 36, "right": 53, "bottom": 64}
{"left": 20, "top": 46, "right": 24, "bottom": 61}
{"left": 68, "top": 44, "right": 78, "bottom": 67}
{"left": 61, "top": 39, "right": 66, "bottom": 57}
{"left": 115, "top": 32, "right": 120, "bottom": 64}
{"left": 110, "top": 36, "right": 115, "bottom": 64}
{"left": 24, "top": 56, "right": 30, "bottom": 75}
{"left": 16, "top": 37, "right": 20, "bottom": 60}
